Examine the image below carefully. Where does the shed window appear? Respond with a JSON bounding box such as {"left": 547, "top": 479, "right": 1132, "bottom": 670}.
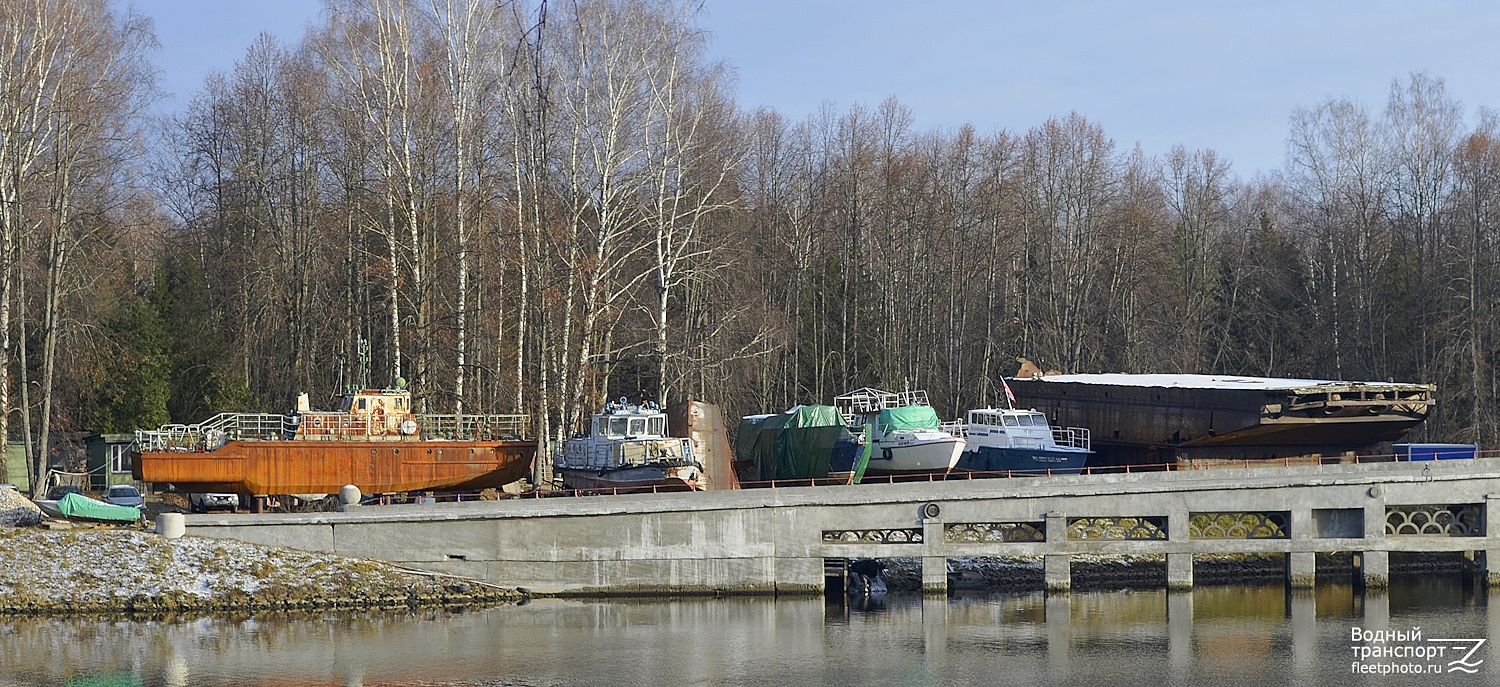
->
{"left": 109, "top": 444, "right": 132, "bottom": 473}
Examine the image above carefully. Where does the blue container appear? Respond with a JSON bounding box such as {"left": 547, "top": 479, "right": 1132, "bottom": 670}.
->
{"left": 1393, "top": 443, "right": 1477, "bottom": 461}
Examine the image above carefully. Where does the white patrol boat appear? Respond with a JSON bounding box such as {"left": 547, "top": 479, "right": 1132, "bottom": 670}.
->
{"left": 555, "top": 399, "right": 703, "bottom": 491}
{"left": 954, "top": 406, "right": 1091, "bottom": 475}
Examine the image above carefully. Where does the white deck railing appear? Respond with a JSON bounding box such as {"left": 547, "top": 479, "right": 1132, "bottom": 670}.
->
{"left": 417, "top": 414, "right": 530, "bottom": 440}
{"left": 1052, "top": 426, "right": 1091, "bottom": 451}
{"left": 134, "top": 413, "right": 294, "bottom": 453}
{"left": 135, "top": 411, "right": 531, "bottom": 452}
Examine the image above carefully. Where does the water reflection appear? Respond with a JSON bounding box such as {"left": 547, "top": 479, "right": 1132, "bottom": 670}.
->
{"left": 0, "top": 577, "right": 1494, "bottom": 686}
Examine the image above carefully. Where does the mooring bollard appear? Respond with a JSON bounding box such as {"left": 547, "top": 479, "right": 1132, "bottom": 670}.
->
{"left": 339, "top": 484, "right": 362, "bottom": 512}
{"left": 156, "top": 512, "right": 185, "bottom": 539}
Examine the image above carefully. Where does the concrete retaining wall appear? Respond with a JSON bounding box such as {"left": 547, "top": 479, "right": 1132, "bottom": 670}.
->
{"left": 185, "top": 457, "right": 1500, "bottom": 595}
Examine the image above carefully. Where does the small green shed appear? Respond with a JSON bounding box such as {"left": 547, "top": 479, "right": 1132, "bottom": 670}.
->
{"left": 84, "top": 433, "right": 140, "bottom": 490}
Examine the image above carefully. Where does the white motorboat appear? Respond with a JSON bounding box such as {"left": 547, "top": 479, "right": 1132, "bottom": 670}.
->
{"left": 834, "top": 388, "right": 965, "bottom": 476}
{"left": 955, "top": 406, "right": 1091, "bottom": 475}
{"left": 555, "top": 399, "right": 703, "bottom": 491}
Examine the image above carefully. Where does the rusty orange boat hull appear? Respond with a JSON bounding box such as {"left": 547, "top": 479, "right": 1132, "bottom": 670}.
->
{"left": 133, "top": 439, "right": 536, "bottom": 495}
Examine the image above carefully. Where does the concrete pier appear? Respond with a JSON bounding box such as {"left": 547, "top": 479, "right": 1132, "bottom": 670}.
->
{"left": 1045, "top": 555, "right": 1071, "bottom": 593}
{"left": 183, "top": 457, "right": 1500, "bottom": 596}
{"left": 1166, "top": 554, "right": 1193, "bottom": 591}
{"left": 1361, "top": 551, "right": 1390, "bottom": 589}
{"left": 922, "top": 557, "right": 947, "bottom": 595}
{"left": 1288, "top": 552, "right": 1316, "bottom": 589}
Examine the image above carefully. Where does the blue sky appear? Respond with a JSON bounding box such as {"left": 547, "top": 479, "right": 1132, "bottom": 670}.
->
{"left": 127, "top": 0, "right": 1500, "bottom": 177}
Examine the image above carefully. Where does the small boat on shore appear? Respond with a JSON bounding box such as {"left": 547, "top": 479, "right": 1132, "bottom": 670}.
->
{"left": 834, "top": 388, "right": 964, "bottom": 476}
{"left": 34, "top": 492, "right": 141, "bottom": 522}
{"left": 954, "top": 407, "right": 1091, "bottom": 475}
{"left": 556, "top": 400, "right": 703, "bottom": 491}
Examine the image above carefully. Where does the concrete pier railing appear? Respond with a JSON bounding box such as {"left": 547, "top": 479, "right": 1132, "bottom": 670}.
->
{"left": 185, "top": 457, "right": 1500, "bottom": 595}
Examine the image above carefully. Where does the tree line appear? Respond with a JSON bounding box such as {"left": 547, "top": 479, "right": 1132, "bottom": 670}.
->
{"left": 2, "top": 0, "right": 1497, "bottom": 491}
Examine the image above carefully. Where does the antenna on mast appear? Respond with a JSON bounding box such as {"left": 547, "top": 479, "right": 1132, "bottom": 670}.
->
{"left": 355, "top": 337, "right": 371, "bottom": 392}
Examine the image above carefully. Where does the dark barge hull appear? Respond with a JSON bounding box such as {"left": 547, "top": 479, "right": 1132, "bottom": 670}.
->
{"left": 1007, "top": 374, "right": 1433, "bottom": 467}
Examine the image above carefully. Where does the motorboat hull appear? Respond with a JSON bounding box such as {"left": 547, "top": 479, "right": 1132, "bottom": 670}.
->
{"left": 863, "top": 437, "right": 965, "bottom": 475}
{"left": 956, "top": 446, "right": 1090, "bottom": 475}
{"left": 557, "top": 463, "right": 701, "bottom": 492}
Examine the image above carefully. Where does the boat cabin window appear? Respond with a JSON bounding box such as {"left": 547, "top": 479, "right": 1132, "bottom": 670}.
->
{"left": 628, "top": 418, "right": 646, "bottom": 436}
{"left": 648, "top": 417, "right": 665, "bottom": 436}
{"left": 357, "top": 398, "right": 367, "bottom": 411}
{"left": 608, "top": 417, "right": 630, "bottom": 436}
{"left": 1002, "top": 415, "right": 1019, "bottom": 427}
{"left": 1029, "top": 413, "right": 1046, "bottom": 426}
{"left": 395, "top": 397, "right": 405, "bottom": 410}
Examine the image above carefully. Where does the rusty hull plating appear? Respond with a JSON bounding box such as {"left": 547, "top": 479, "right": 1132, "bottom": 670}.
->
{"left": 131, "top": 388, "right": 536, "bottom": 496}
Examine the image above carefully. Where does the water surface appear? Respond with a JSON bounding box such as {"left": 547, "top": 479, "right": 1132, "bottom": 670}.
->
{"left": 1, "top": 576, "right": 1494, "bottom": 686}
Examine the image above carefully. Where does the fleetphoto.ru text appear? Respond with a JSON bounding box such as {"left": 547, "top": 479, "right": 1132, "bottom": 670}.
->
{"left": 1351, "top": 626, "right": 1485, "bottom": 675}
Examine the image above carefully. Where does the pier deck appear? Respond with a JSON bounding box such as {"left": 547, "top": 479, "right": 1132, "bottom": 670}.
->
{"left": 184, "top": 457, "right": 1500, "bottom": 595}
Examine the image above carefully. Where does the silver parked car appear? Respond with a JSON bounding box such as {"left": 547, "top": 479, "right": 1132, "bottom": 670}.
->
{"left": 188, "top": 492, "right": 240, "bottom": 513}
{"left": 102, "top": 485, "right": 145, "bottom": 507}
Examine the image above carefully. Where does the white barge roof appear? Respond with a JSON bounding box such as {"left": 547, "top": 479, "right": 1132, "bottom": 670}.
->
{"left": 1020, "top": 373, "right": 1423, "bottom": 391}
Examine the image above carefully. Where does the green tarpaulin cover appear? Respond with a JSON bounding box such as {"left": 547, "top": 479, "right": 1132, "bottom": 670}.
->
{"left": 878, "top": 405, "right": 940, "bottom": 432}
{"left": 56, "top": 492, "right": 140, "bottom": 522}
{"left": 734, "top": 405, "right": 857, "bottom": 482}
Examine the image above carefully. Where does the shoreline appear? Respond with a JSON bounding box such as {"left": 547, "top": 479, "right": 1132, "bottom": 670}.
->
{"left": 0, "top": 527, "right": 526, "bottom": 618}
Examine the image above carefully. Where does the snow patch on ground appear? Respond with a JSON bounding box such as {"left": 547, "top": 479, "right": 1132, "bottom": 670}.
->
{"left": 0, "top": 528, "right": 427, "bottom": 606}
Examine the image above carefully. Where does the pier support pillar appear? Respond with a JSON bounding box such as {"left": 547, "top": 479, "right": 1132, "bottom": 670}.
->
{"left": 1360, "top": 550, "right": 1390, "bottom": 589}
{"left": 1045, "top": 555, "right": 1071, "bottom": 593}
{"left": 1479, "top": 550, "right": 1500, "bottom": 589}
{"left": 1166, "top": 553, "right": 1193, "bottom": 591}
{"left": 1288, "top": 552, "right": 1316, "bottom": 589}
{"left": 922, "top": 557, "right": 948, "bottom": 595}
